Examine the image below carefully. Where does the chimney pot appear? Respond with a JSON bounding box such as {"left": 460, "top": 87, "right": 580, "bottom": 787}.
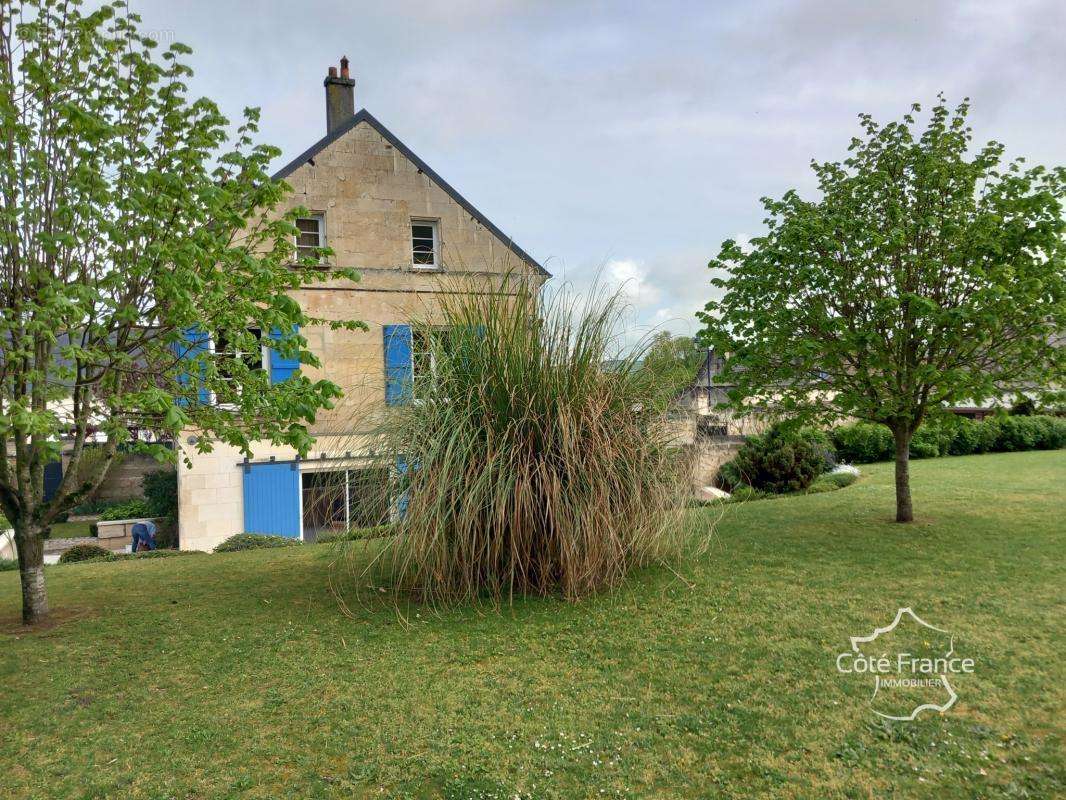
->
{"left": 340, "top": 56, "right": 350, "bottom": 79}
{"left": 328, "top": 66, "right": 337, "bottom": 78}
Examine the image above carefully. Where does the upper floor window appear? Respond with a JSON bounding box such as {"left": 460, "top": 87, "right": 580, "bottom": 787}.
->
{"left": 411, "top": 220, "right": 439, "bottom": 269}
{"left": 295, "top": 215, "right": 325, "bottom": 261}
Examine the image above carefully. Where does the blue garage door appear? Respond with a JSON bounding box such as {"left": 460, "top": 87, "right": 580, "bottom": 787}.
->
{"left": 243, "top": 461, "right": 301, "bottom": 538}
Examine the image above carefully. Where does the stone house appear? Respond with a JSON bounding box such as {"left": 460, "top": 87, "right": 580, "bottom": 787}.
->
{"left": 177, "top": 58, "right": 548, "bottom": 552}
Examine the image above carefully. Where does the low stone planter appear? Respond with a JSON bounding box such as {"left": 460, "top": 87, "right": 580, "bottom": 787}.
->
{"left": 93, "top": 517, "right": 164, "bottom": 552}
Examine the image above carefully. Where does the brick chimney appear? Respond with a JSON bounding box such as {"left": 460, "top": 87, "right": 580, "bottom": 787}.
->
{"left": 323, "top": 56, "right": 355, "bottom": 136}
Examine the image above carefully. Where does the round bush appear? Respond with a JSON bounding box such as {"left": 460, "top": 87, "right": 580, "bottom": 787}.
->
{"left": 59, "top": 543, "right": 116, "bottom": 564}
{"left": 214, "top": 533, "right": 300, "bottom": 553}
{"left": 721, "top": 425, "right": 833, "bottom": 494}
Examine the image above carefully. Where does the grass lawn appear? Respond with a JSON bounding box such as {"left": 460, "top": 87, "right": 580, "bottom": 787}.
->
{"left": 47, "top": 520, "right": 95, "bottom": 539}
{"left": 1, "top": 451, "right": 1063, "bottom": 799}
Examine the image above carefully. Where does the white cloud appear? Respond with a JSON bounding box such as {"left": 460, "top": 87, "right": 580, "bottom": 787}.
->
{"left": 603, "top": 258, "right": 662, "bottom": 310}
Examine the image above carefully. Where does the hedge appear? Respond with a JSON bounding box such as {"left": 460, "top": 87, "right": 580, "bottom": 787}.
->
{"left": 214, "top": 533, "right": 300, "bottom": 553}
{"left": 99, "top": 498, "right": 155, "bottom": 521}
{"left": 831, "top": 415, "right": 1066, "bottom": 464}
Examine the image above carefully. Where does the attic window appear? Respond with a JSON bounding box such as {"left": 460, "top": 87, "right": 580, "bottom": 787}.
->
{"left": 411, "top": 220, "right": 439, "bottom": 269}
{"left": 295, "top": 215, "right": 325, "bottom": 262}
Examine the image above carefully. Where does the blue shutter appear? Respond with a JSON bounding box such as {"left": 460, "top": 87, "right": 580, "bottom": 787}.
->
{"left": 383, "top": 324, "right": 412, "bottom": 405}
{"left": 267, "top": 325, "right": 301, "bottom": 384}
{"left": 175, "top": 326, "right": 210, "bottom": 405}
{"left": 242, "top": 461, "right": 301, "bottom": 537}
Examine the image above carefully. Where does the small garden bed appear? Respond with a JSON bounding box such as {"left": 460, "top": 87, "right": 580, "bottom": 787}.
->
{"left": 694, "top": 465, "right": 859, "bottom": 506}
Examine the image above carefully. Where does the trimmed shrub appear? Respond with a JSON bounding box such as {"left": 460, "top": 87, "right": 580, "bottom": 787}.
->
{"left": 99, "top": 498, "right": 154, "bottom": 521}
{"left": 994, "top": 416, "right": 1039, "bottom": 451}
{"left": 911, "top": 424, "right": 951, "bottom": 459}
{"left": 994, "top": 415, "right": 1066, "bottom": 451}
{"left": 720, "top": 425, "right": 833, "bottom": 494}
{"left": 66, "top": 549, "right": 205, "bottom": 565}
{"left": 59, "top": 543, "right": 116, "bottom": 564}
{"left": 214, "top": 533, "right": 300, "bottom": 553}
{"left": 128, "top": 549, "right": 204, "bottom": 559}
{"left": 832, "top": 414, "right": 1066, "bottom": 462}
{"left": 946, "top": 418, "right": 981, "bottom": 456}
{"left": 315, "top": 525, "right": 394, "bottom": 545}
{"left": 0, "top": 558, "right": 18, "bottom": 572}
{"left": 974, "top": 418, "right": 1002, "bottom": 453}
{"left": 831, "top": 423, "right": 893, "bottom": 464}
{"left": 1034, "top": 416, "right": 1066, "bottom": 449}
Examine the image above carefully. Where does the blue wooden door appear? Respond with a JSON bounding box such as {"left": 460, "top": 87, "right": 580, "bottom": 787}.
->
{"left": 242, "top": 462, "right": 301, "bottom": 538}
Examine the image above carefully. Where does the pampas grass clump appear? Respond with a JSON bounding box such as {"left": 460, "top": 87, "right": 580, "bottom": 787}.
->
{"left": 368, "top": 279, "right": 692, "bottom": 603}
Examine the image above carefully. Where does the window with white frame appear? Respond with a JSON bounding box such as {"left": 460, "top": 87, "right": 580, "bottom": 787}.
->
{"left": 411, "top": 327, "right": 453, "bottom": 399}
{"left": 411, "top": 219, "right": 439, "bottom": 269}
{"left": 295, "top": 215, "right": 325, "bottom": 262}
{"left": 214, "top": 328, "right": 265, "bottom": 383}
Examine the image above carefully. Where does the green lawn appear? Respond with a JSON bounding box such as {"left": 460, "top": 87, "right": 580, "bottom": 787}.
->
{"left": 47, "top": 520, "right": 95, "bottom": 539}
{"left": 1, "top": 451, "right": 1063, "bottom": 799}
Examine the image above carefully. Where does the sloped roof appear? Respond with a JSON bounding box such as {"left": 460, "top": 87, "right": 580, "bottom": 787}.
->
{"left": 272, "top": 109, "right": 549, "bottom": 277}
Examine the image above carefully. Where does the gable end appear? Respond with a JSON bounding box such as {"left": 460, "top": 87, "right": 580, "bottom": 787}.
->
{"left": 271, "top": 109, "right": 549, "bottom": 277}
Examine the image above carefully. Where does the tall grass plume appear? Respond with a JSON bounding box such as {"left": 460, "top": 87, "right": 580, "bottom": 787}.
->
{"left": 357, "top": 277, "right": 697, "bottom": 604}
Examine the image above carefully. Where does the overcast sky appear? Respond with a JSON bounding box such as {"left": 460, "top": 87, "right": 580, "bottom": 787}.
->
{"left": 132, "top": 0, "right": 1065, "bottom": 342}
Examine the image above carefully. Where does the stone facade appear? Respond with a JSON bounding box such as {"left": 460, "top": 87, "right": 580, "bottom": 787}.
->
{"left": 177, "top": 67, "right": 546, "bottom": 552}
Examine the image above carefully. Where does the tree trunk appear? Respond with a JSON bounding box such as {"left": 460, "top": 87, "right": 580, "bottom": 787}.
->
{"left": 14, "top": 522, "right": 49, "bottom": 624}
{"left": 892, "top": 426, "right": 914, "bottom": 523}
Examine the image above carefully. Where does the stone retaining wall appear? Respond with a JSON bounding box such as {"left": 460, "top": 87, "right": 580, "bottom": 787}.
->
{"left": 96, "top": 454, "right": 171, "bottom": 502}
{"left": 689, "top": 438, "right": 745, "bottom": 488}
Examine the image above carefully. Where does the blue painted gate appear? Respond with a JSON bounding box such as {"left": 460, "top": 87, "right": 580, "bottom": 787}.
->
{"left": 242, "top": 461, "right": 301, "bottom": 538}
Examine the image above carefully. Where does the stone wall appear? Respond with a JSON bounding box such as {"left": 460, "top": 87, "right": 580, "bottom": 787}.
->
{"left": 96, "top": 453, "right": 171, "bottom": 502}
{"left": 690, "top": 439, "right": 745, "bottom": 488}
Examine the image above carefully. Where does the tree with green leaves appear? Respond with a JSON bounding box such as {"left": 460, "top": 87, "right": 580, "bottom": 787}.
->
{"left": 699, "top": 97, "right": 1065, "bottom": 522}
{"left": 0, "top": 0, "right": 362, "bottom": 623}
{"left": 640, "top": 332, "right": 705, "bottom": 405}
